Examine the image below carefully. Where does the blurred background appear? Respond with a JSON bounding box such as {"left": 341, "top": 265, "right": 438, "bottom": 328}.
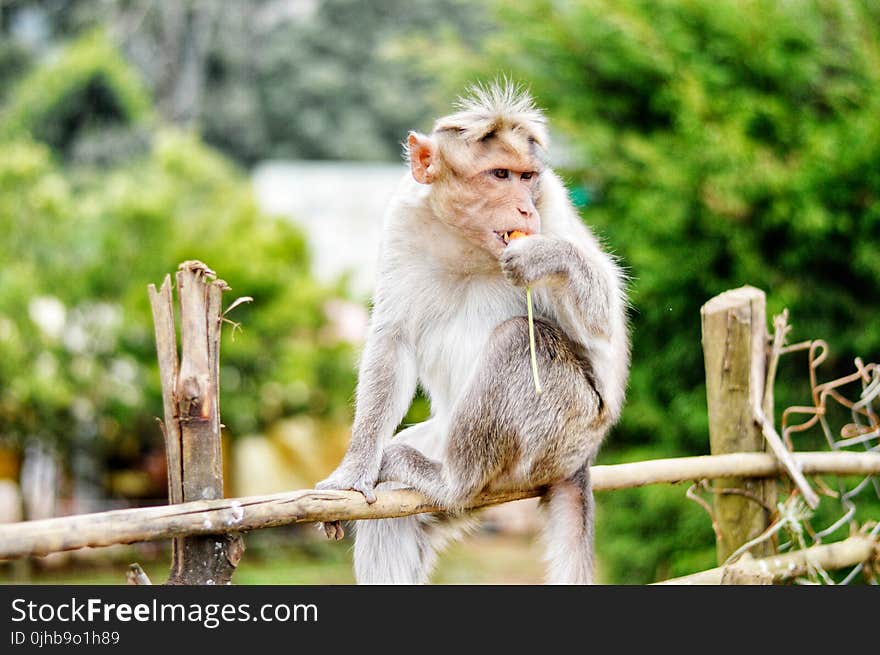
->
{"left": 0, "top": 0, "right": 878, "bottom": 584}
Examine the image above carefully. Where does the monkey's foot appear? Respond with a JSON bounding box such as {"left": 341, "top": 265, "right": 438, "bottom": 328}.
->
{"left": 319, "top": 521, "right": 345, "bottom": 541}
{"left": 315, "top": 468, "right": 378, "bottom": 504}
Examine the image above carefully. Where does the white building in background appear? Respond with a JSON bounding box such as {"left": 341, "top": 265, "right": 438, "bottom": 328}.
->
{"left": 252, "top": 160, "right": 408, "bottom": 299}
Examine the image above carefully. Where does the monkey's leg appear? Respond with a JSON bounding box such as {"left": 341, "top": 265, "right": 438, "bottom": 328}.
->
{"left": 446, "top": 315, "right": 604, "bottom": 494}
{"left": 380, "top": 317, "right": 602, "bottom": 508}
{"left": 481, "top": 315, "right": 601, "bottom": 585}
{"left": 541, "top": 463, "right": 595, "bottom": 584}
{"left": 368, "top": 318, "right": 603, "bottom": 583}
{"left": 356, "top": 421, "right": 479, "bottom": 584}
{"left": 442, "top": 316, "right": 602, "bottom": 584}
{"left": 373, "top": 317, "right": 537, "bottom": 507}
{"left": 376, "top": 443, "right": 449, "bottom": 504}
{"left": 376, "top": 434, "right": 508, "bottom": 509}
{"left": 374, "top": 419, "right": 447, "bottom": 502}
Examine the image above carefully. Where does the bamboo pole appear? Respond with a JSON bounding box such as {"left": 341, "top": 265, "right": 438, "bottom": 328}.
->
{"left": 701, "top": 286, "right": 776, "bottom": 562}
{"left": 656, "top": 535, "right": 877, "bottom": 585}
{"left": 1, "top": 451, "right": 877, "bottom": 561}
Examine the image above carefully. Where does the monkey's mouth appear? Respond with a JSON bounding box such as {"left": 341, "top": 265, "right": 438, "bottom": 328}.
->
{"left": 495, "top": 230, "right": 531, "bottom": 246}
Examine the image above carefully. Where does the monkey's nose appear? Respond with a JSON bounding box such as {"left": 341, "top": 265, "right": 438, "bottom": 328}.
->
{"left": 517, "top": 206, "right": 533, "bottom": 218}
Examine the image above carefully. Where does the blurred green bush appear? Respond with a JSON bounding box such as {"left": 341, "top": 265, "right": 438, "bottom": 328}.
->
{"left": 424, "top": 0, "right": 880, "bottom": 581}
{"left": 0, "top": 32, "right": 357, "bottom": 491}
{"left": 2, "top": 29, "right": 152, "bottom": 160}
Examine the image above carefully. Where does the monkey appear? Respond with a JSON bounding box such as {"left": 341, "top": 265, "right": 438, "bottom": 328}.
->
{"left": 315, "top": 81, "right": 630, "bottom": 584}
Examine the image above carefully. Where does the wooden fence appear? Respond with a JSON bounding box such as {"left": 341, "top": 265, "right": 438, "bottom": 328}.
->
{"left": 1, "top": 263, "right": 878, "bottom": 584}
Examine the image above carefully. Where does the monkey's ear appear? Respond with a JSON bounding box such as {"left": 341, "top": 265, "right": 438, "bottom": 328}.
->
{"left": 407, "top": 132, "right": 437, "bottom": 185}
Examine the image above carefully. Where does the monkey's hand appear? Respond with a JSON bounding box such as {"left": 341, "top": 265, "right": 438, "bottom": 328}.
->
{"left": 315, "top": 460, "right": 379, "bottom": 540}
{"left": 500, "top": 235, "right": 569, "bottom": 288}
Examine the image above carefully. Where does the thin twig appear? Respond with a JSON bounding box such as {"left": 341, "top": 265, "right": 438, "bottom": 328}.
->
{"left": 686, "top": 481, "right": 723, "bottom": 543}
{"left": 754, "top": 403, "right": 820, "bottom": 508}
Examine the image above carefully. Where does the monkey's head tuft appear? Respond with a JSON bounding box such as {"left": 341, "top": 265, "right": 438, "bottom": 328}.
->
{"left": 434, "top": 79, "right": 549, "bottom": 149}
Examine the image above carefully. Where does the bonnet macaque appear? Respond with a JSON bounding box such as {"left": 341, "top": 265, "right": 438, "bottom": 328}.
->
{"left": 317, "top": 82, "right": 629, "bottom": 584}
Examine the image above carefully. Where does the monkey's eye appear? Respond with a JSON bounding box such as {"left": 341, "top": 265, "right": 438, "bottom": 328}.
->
{"left": 491, "top": 169, "right": 510, "bottom": 180}
{"left": 521, "top": 172, "right": 534, "bottom": 181}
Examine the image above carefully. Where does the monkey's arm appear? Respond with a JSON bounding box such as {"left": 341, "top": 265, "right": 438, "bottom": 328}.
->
{"left": 499, "top": 234, "right": 620, "bottom": 341}
{"left": 315, "top": 324, "right": 417, "bottom": 503}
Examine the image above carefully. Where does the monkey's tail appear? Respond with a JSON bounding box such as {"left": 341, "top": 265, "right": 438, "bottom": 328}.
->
{"left": 540, "top": 464, "right": 594, "bottom": 584}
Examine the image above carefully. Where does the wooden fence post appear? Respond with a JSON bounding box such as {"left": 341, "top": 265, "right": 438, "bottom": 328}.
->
{"left": 701, "top": 286, "right": 776, "bottom": 564}
{"left": 148, "top": 261, "right": 244, "bottom": 585}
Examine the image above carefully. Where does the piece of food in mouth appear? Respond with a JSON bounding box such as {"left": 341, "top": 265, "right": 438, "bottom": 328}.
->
{"left": 500, "top": 229, "right": 529, "bottom": 244}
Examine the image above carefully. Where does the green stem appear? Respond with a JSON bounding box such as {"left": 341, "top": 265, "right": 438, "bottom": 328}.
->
{"left": 526, "top": 286, "right": 542, "bottom": 395}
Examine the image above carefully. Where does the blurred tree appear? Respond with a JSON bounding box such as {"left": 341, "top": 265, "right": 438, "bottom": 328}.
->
{"left": 0, "top": 0, "right": 490, "bottom": 164}
{"left": 199, "top": 0, "right": 489, "bottom": 163}
{"left": 422, "top": 0, "right": 880, "bottom": 581}
{"left": 0, "top": 39, "right": 31, "bottom": 105}
{"left": 2, "top": 28, "right": 153, "bottom": 162}
{"left": 0, "top": 31, "right": 358, "bottom": 505}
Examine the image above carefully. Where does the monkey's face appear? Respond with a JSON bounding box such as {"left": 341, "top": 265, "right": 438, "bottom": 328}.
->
{"left": 443, "top": 162, "right": 543, "bottom": 259}
{"left": 410, "top": 130, "right": 544, "bottom": 261}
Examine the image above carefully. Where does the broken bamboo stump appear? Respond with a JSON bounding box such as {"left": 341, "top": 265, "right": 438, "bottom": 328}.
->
{"left": 148, "top": 261, "right": 244, "bottom": 585}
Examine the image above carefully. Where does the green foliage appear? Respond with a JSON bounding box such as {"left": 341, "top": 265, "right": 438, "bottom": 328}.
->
{"left": 3, "top": 1, "right": 490, "bottom": 165}
{"left": 432, "top": 0, "right": 880, "bottom": 581}
{"left": 2, "top": 29, "right": 152, "bottom": 158}
{"left": 0, "top": 39, "right": 32, "bottom": 104}
{"left": 196, "top": 0, "right": 490, "bottom": 164}
{"left": 0, "top": 39, "right": 357, "bottom": 473}
{"left": 595, "top": 448, "right": 716, "bottom": 582}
